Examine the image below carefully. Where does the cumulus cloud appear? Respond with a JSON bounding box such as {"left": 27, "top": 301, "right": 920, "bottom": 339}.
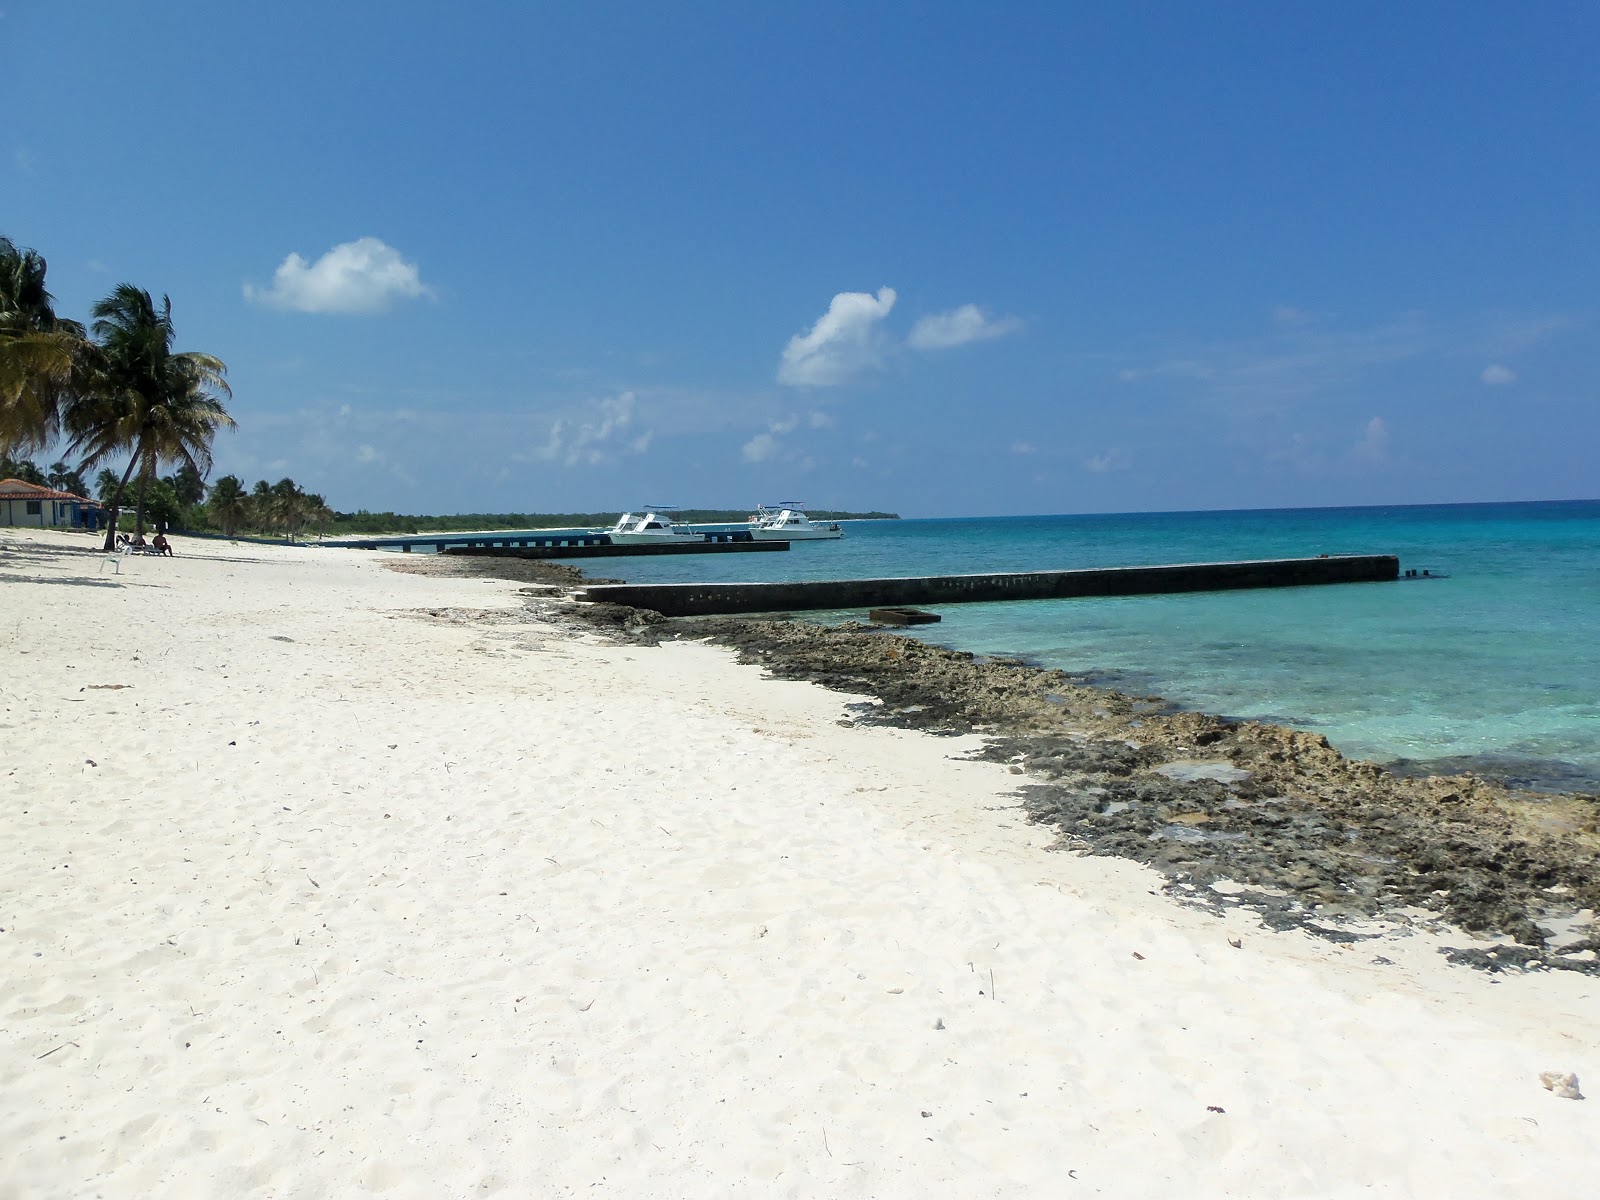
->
{"left": 355, "top": 444, "right": 382, "bottom": 464}
{"left": 808, "top": 410, "right": 835, "bottom": 429}
{"left": 1011, "top": 441, "right": 1037, "bottom": 455}
{"left": 742, "top": 433, "right": 778, "bottom": 463}
{"left": 1482, "top": 364, "right": 1517, "bottom": 385}
{"left": 778, "top": 287, "right": 897, "bottom": 386}
{"left": 536, "top": 392, "right": 652, "bottom": 466}
{"left": 246, "top": 237, "right": 433, "bottom": 314}
{"left": 907, "top": 304, "right": 1021, "bottom": 350}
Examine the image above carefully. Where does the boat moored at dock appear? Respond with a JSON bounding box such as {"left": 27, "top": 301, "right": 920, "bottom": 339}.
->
{"left": 606, "top": 508, "right": 704, "bottom": 545}
{"left": 748, "top": 503, "right": 843, "bottom": 541}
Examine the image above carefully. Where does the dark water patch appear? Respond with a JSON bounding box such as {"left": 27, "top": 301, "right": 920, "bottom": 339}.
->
{"left": 1387, "top": 754, "right": 1600, "bottom": 796}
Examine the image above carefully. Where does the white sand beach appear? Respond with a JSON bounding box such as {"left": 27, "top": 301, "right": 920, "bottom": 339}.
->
{"left": 3, "top": 526, "right": 1597, "bottom": 1199}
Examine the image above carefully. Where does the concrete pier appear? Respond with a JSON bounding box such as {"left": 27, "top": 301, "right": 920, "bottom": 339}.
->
{"left": 445, "top": 540, "right": 789, "bottom": 560}
{"left": 579, "top": 554, "right": 1400, "bottom": 616}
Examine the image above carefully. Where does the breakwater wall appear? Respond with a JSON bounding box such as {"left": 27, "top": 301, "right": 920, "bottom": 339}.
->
{"left": 445, "top": 540, "right": 788, "bottom": 560}
{"left": 579, "top": 554, "right": 1400, "bottom": 616}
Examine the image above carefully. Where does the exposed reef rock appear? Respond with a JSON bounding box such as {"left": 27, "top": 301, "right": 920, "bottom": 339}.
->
{"left": 384, "top": 553, "right": 1600, "bottom": 969}
{"left": 624, "top": 613, "right": 1600, "bottom": 963}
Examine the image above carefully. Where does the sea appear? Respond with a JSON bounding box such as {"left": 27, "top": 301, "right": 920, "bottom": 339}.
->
{"left": 573, "top": 500, "right": 1600, "bottom": 793}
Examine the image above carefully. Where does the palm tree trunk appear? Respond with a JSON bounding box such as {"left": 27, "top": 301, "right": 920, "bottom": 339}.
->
{"left": 133, "top": 453, "right": 152, "bottom": 536}
{"left": 100, "top": 453, "right": 141, "bottom": 551}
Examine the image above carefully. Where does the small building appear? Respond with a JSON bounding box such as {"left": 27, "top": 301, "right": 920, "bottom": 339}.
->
{"left": 0, "top": 479, "right": 103, "bottom": 530}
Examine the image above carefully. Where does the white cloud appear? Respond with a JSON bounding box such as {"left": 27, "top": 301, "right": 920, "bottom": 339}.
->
{"left": 770, "top": 413, "right": 800, "bottom": 434}
{"left": 742, "top": 433, "right": 778, "bottom": 463}
{"left": 1272, "top": 305, "right": 1314, "bottom": 327}
{"left": 355, "top": 444, "right": 382, "bottom": 464}
{"left": 808, "top": 410, "right": 835, "bottom": 429}
{"left": 778, "top": 287, "right": 897, "bottom": 386}
{"left": 1353, "top": 416, "right": 1390, "bottom": 463}
{"left": 1011, "top": 441, "right": 1037, "bottom": 455}
{"left": 246, "top": 237, "right": 433, "bottom": 314}
{"left": 1482, "top": 364, "right": 1517, "bottom": 385}
{"left": 536, "top": 391, "right": 652, "bottom": 466}
{"left": 1086, "top": 449, "right": 1130, "bottom": 473}
{"left": 907, "top": 304, "right": 1021, "bottom": 350}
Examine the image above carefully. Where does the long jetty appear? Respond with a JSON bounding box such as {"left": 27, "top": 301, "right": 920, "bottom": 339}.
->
{"left": 324, "top": 529, "right": 783, "bottom": 557}
{"left": 445, "top": 540, "right": 788, "bottom": 560}
{"left": 579, "top": 554, "right": 1400, "bottom": 616}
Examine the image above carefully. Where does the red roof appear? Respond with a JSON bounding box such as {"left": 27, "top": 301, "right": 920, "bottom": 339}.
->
{"left": 0, "top": 478, "right": 94, "bottom": 502}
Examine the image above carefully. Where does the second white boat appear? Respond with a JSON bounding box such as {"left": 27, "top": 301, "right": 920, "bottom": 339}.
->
{"left": 748, "top": 504, "right": 843, "bottom": 541}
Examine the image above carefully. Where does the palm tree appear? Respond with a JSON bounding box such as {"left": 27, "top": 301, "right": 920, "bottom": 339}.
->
{"left": 208, "top": 474, "right": 248, "bottom": 536}
{"left": 65, "top": 284, "right": 234, "bottom": 548}
{"left": 167, "top": 462, "right": 206, "bottom": 508}
{"left": 0, "top": 236, "right": 87, "bottom": 455}
{"left": 249, "top": 478, "right": 273, "bottom": 534}
{"left": 47, "top": 459, "right": 88, "bottom": 498}
{"left": 305, "top": 492, "right": 334, "bottom": 539}
{"left": 270, "top": 477, "right": 310, "bottom": 540}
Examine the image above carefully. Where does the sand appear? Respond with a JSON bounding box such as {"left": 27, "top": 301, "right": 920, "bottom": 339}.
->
{"left": 3, "top": 525, "right": 1597, "bottom": 1199}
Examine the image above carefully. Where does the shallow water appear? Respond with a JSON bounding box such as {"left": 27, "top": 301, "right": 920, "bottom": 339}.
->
{"left": 596, "top": 500, "right": 1600, "bottom": 791}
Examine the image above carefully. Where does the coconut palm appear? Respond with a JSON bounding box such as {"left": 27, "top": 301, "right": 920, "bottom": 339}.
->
{"left": 208, "top": 474, "right": 248, "bottom": 536}
{"left": 65, "top": 284, "right": 234, "bottom": 548}
{"left": 249, "top": 478, "right": 274, "bottom": 534}
{"left": 270, "top": 477, "right": 311, "bottom": 540}
{"left": 0, "top": 236, "right": 87, "bottom": 455}
{"left": 304, "top": 492, "right": 334, "bottom": 538}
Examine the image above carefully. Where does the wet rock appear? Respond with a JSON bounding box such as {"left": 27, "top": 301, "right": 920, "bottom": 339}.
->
{"left": 398, "top": 551, "right": 1600, "bottom": 961}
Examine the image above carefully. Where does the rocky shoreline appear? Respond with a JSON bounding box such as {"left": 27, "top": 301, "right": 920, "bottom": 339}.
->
{"left": 389, "top": 552, "right": 1600, "bottom": 970}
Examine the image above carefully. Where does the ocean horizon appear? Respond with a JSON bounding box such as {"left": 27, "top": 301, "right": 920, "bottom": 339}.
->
{"left": 574, "top": 498, "right": 1600, "bottom": 793}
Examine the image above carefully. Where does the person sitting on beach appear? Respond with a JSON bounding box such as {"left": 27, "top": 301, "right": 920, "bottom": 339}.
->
{"left": 131, "top": 533, "right": 148, "bottom": 550}
{"left": 151, "top": 533, "right": 173, "bottom": 557}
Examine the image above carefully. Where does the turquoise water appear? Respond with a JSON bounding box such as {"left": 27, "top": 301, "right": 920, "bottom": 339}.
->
{"left": 598, "top": 501, "right": 1600, "bottom": 791}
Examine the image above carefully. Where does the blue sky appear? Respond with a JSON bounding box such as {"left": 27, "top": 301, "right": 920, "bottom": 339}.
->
{"left": 6, "top": 3, "right": 1597, "bottom": 517}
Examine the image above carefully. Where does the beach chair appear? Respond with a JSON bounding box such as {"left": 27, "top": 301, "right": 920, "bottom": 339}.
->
{"left": 99, "top": 540, "right": 137, "bottom": 574}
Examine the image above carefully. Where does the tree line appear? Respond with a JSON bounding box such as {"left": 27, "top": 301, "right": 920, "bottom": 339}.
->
{"left": 1, "top": 234, "right": 233, "bottom": 547}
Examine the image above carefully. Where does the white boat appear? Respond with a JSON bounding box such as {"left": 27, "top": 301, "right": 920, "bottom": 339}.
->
{"left": 605, "top": 508, "right": 704, "bottom": 545}
{"left": 748, "top": 503, "right": 843, "bottom": 541}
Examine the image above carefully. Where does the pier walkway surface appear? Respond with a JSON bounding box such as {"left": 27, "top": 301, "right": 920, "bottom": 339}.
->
{"left": 580, "top": 554, "right": 1400, "bottom": 616}
{"left": 322, "top": 529, "right": 777, "bottom": 556}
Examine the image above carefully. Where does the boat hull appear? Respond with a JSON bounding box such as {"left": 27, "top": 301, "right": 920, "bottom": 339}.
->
{"left": 606, "top": 532, "right": 705, "bottom": 545}
{"left": 749, "top": 526, "right": 841, "bottom": 541}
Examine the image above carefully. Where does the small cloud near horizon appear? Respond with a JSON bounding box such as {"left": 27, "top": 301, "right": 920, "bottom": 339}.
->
{"left": 778, "top": 287, "right": 897, "bottom": 386}
{"left": 1086, "top": 448, "right": 1130, "bottom": 473}
{"left": 533, "top": 392, "right": 652, "bottom": 466}
{"left": 1352, "top": 416, "right": 1390, "bottom": 463}
{"left": 1482, "top": 364, "right": 1517, "bottom": 385}
{"left": 908, "top": 304, "right": 1022, "bottom": 350}
{"left": 245, "top": 237, "right": 433, "bottom": 314}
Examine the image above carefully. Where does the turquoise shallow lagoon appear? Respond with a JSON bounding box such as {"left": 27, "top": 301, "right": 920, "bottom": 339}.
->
{"left": 600, "top": 501, "right": 1600, "bottom": 792}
